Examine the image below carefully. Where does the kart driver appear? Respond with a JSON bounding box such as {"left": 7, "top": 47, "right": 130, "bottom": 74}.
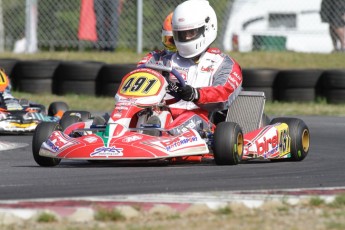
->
{"left": 137, "top": 11, "right": 176, "bottom": 66}
{"left": 0, "top": 68, "right": 23, "bottom": 110}
{"left": 142, "top": 0, "right": 243, "bottom": 135}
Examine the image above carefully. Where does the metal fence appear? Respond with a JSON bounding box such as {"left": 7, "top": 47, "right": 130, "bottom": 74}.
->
{"left": 0, "top": 0, "right": 343, "bottom": 54}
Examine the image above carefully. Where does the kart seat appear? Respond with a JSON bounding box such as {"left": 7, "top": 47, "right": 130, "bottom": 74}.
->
{"left": 225, "top": 91, "right": 266, "bottom": 133}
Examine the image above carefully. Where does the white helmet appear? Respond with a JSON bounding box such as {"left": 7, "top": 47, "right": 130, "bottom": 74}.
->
{"left": 172, "top": 0, "right": 217, "bottom": 58}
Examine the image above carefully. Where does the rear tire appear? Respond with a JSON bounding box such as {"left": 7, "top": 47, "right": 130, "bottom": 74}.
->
{"left": 32, "top": 122, "right": 62, "bottom": 167}
{"left": 213, "top": 122, "right": 243, "bottom": 165}
{"left": 261, "top": 113, "right": 271, "bottom": 127}
{"left": 270, "top": 117, "right": 310, "bottom": 161}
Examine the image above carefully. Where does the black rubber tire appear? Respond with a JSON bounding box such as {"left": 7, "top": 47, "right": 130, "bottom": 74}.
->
{"left": 54, "top": 61, "right": 104, "bottom": 81}
{"left": 62, "top": 110, "right": 91, "bottom": 121}
{"left": 32, "top": 122, "right": 62, "bottom": 167}
{"left": 321, "top": 69, "right": 345, "bottom": 89}
{"left": 97, "top": 82, "right": 121, "bottom": 97}
{"left": 0, "top": 58, "right": 18, "bottom": 76}
{"left": 17, "top": 78, "right": 53, "bottom": 93}
{"left": 11, "top": 60, "right": 60, "bottom": 92}
{"left": 277, "top": 88, "right": 316, "bottom": 102}
{"left": 53, "top": 61, "right": 104, "bottom": 96}
{"left": 270, "top": 117, "right": 310, "bottom": 161}
{"left": 275, "top": 69, "right": 322, "bottom": 88}
{"left": 242, "top": 68, "right": 279, "bottom": 87}
{"left": 325, "top": 89, "right": 345, "bottom": 104}
{"left": 97, "top": 64, "right": 136, "bottom": 96}
{"left": 261, "top": 113, "right": 271, "bottom": 127}
{"left": 59, "top": 115, "right": 82, "bottom": 131}
{"left": 319, "top": 70, "right": 345, "bottom": 102}
{"left": 55, "top": 80, "right": 97, "bottom": 96}
{"left": 48, "top": 101, "right": 69, "bottom": 117}
{"left": 213, "top": 122, "right": 243, "bottom": 165}
{"left": 12, "top": 60, "right": 60, "bottom": 79}
{"left": 97, "top": 63, "right": 136, "bottom": 83}
{"left": 275, "top": 69, "right": 323, "bottom": 102}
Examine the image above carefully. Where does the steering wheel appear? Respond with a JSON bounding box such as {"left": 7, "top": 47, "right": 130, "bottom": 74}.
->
{"left": 137, "top": 63, "right": 185, "bottom": 100}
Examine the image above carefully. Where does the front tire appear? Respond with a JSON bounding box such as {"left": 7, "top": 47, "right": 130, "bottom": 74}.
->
{"left": 48, "top": 101, "right": 69, "bottom": 116}
{"left": 32, "top": 122, "right": 62, "bottom": 167}
{"left": 213, "top": 122, "right": 243, "bottom": 165}
{"left": 61, "top": 110, "right": 91, "bottom": 121}
{"left": 59, "top": 115, "right": 82, "bottom": 131}
{"left": 270, "top": 117, "right": 310, "bottom": 161}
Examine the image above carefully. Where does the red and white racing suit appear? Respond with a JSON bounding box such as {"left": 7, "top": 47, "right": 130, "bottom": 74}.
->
{"left": 138, "top": 47, "right": 243, "bottom": 135}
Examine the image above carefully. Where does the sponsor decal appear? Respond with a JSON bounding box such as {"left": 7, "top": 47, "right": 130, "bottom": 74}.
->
{"left": 90, "top": 146, "right": 124, "bottom": 157}
{"left": 165, "top": 136, "right": 198, "bottom": 151}
{"left": 83, "top": 136, "right": 98, "bottom": 143}
{"left": 114, "top": 106, "right": 129, "bottom": 110}
{"left": 122, "top": 135, "right": 143, "bottom": 143}
{"left": 255, "top": 129, "right": 279, "bottom": 157}
{"left": 47, "top": 132, "right": 77, "bottom": 152}
{"left": 207, "top": 48, "right": 221, "bottom": 54}
{"left": 276, "top": 123, "right": 290, "bottom": 156}
{"left": 231, "top": 71, "right": 242, "bottom": 81}
{"left": 175, "top": 119, "right": 202, "bottom": 134}
{"left": 228, "top": 76, "right": 239, "bottom": 87}
{"left": 201, "top": 66, "right": 214, "bottom": 72}
{"left": 46, "top": 139, "right": 59, "bottom": 152}
{"left": 10, "top": 122, "right": 36, "bottom": 128}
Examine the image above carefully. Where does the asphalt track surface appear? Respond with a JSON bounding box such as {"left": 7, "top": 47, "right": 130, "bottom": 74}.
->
{"left": 0, "top": 115, "right": 344, "bottom": 200}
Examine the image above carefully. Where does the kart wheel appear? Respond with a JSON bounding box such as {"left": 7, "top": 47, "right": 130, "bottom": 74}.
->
{"left": 62, "top": 110, "right": 91, "bottom": 121}
{"left": 213, "top": 122, "right": 243, "bottom": 165}
{"left": 48, "top": 101, "right": 69, "bottom": 117}
{"left": 260, "top": 113, "right": 271, "bottom": 127}
{"left": 32, "top": 122, "right": 62, "bottom": 167}
{"left": 59, "top": 115, "right": 82, "bottom": 131}
{"left": 270, "top": 117, "right": 310, "bottom": 161}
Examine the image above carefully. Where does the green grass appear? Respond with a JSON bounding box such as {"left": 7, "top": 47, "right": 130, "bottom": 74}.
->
{"left": 330, "top": 193, "right": 345, "bottom": 208}
{"left": 94, "top": 208, "right": 125, "bottom": 222}
{"left": 36, "top": 212, "right": 57, "bottom": 223}
{"left": 309, "top": 197, "right": 326, "bottom": 207}
{"left": 1, "top": 50, "right": 345, "bottom": 69}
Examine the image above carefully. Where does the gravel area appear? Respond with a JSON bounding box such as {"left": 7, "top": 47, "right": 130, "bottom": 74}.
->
{"left": 1, "top": 195, "right": 344, "bottom": 230}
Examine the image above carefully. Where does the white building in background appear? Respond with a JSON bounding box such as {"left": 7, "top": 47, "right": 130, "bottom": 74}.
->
{"left": 223, "top": 0, "right": 333, "bottom": 53}
{"left": 13, "top": 0, "right": 38, "bottom": 54}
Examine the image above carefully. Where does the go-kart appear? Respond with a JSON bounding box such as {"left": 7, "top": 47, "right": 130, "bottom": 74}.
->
{"left": 32, "top": 64, "right": 310, "bottom": 166}
{"left": 0, "top": 70, "right": 68, "bottom": 133}
{"left": 0, "top": 99, "right": 69, "bottom": 134}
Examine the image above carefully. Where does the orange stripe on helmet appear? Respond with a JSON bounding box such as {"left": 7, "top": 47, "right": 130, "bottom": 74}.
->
{"left": 162, "top": 12, "right": 173, "bottom": 32}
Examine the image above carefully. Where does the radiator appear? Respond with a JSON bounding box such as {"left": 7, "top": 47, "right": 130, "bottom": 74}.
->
{"left": 226, "top": 91, "right": 266, "bottom": 133}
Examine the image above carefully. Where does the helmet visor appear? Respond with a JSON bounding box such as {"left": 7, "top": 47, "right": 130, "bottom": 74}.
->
{"left": 162, "top": 35, "right": 176, "bottom": 51}
{"left": 173, "top": 26, "right": 205, "bottom": 42}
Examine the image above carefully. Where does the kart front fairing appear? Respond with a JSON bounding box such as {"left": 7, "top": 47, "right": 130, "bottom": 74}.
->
{"left": 39, "top": 122, "right": 209, "bottom": 160}
{"left": 39, "top": 68, "right": 210, "bottom": 160}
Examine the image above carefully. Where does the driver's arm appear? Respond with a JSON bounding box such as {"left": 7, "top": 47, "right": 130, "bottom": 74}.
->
{"left": 196, "top": 56, "right": 243, "bottom": 112}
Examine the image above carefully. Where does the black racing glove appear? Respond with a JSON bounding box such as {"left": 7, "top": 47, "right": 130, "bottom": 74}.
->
{"left": 167, "top": 81, "right": 180, "bottom": 94}
{"left": 178, "top": 85, "right": 199, "bottom": 102}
